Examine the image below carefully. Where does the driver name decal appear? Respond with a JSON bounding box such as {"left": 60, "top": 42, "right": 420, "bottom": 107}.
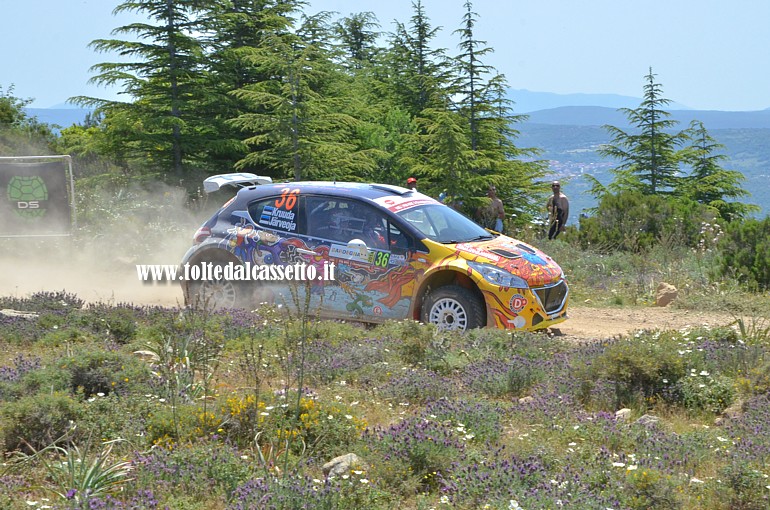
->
{"left": 259, "top": 205, "right": 297, "bottom": 231}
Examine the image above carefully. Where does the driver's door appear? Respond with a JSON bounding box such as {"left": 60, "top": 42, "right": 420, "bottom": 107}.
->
{"left": 304, "top": 196, "right": 419, "bottom": 322}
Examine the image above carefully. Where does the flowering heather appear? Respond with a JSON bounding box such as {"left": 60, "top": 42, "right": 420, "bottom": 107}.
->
{"left": 4, "top": 288, "right": 770, "bottom": 508}
{"left": 0, "top": 354, "right": 41, "bottom": 383}
{"left": 133, "top": 442, "right": 251, "bottom": 500}
{"left": 437, "top": 446, "right": 623, "bottom": 509}
{"left": 0, "top": 291, "right": 84, "bottom": 313}
{"left": 228, "top": 474, "right": 385, "bottom": 510}
{"left": 362, "top": 416, "right": 467, "bottom": 492}
{"left": 379, "top": 368, "right": 457, "bottom": 403}
{"left": 421, "top": 398, "right": 507, "bottom": 443}
{"left": 460, "top": 355, "right": 554, "bottom": 398}
{"left": 510, "top": 390, "right": 586, "bottom": 424}
{"left": 722, "top": 393, "right": 770, "bottom": 463}
{"left": 0, "top": 314, "right": 47, "bottom": 343}
{"left": 291, "top": 337, "right": 390, "bottom": 384}
{"left": 51, "top": 489, "right": 158, "bottom": 509}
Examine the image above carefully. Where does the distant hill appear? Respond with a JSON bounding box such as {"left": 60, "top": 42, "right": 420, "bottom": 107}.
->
{"left": 524, "top": 106, "right": 770, "bottom": 130}
{"left": 507, "top": 89, "right": 691, "bottom": 113}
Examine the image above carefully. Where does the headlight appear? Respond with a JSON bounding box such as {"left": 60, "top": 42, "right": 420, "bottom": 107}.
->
{"left": 467, "top": 261, "right": 529, "bottom": 289}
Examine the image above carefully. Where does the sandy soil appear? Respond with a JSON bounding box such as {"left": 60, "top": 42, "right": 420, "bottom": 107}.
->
{"left": 0, "top": 257, "right": 185, "bottom": 308}
{"left": 553, "top": 305, "right": 729, "bottom": 342}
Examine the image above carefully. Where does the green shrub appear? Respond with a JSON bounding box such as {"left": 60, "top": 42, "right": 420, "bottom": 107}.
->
{"left": 675, "top": 374, "right": 736, "bottom": 414}
{"left": 580, "top": 331, "right": 687, "bottom": 409}
{"left": 80, "top": 304, "right": 139, "bottom": 343}
{"left": 737, "top": 359, "right": 770, "bottom": 397}
{"left": 716, "top": 216, "right": 770, "bottom": 291}
{"left": 622, "top": 466, "right": 680, "bottom": 510}
{"left": 78, "top": 393, "right": 155, "bottom": 441}
{"left": 719, "top": 462, "right": 770, "bottom": 510}
{"left": 2, "top": 392, "right": 80, "bottom": 452}
{"left": 377, "top": 320, "right": 447, "bottom": 367}
{"left": 145, "top": 403, "right": 219, "bottom": 446}
{"left": 19, "top": 364, "right": 71, "bottom": 396}
{"left": 579, "top": 191, "right": 717, "bottom": 252}
{"left": 64, "top": 350, "right": 152, "bottom": 398}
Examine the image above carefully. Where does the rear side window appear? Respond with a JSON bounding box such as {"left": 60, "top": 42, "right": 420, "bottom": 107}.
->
{"left": 248, "top": 189, "right": 305, "bottom": 235}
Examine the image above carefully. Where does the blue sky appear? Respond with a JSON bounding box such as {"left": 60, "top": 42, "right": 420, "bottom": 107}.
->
{"left": 3, "top": 0, "right": 769, "bottom": 111}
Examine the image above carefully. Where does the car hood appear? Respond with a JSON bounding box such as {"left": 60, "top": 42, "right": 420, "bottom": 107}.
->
{"left": 454, "top": 236, "right": 563, "bottom": 287}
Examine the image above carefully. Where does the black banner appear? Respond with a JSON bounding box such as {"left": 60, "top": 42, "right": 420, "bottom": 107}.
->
{"left": 0, "top": 161, "right": 72, "bottom": 235}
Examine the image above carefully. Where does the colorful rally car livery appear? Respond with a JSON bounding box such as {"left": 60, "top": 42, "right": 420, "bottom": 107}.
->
{"left": 180, "top": 176, "right": 568, "bottom": 332}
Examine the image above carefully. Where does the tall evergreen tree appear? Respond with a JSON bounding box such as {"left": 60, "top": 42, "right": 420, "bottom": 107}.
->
{"left": 453, "top": 0, "right": 492, "bottom": 152}
{"left": 198, "top": 0, "right": 302, "bottom": 172}
{"left": 385, "top": 0, "right": 453, "bottom": 117}
{"left": 600, "top": 68, "right": 687, "bottom": 195}
{"left": 450, "top": 1, "right": 546, "bottom": 218}
{"left": 679, "top": 120, "right": 757, "bottom": 221}
{"left": 74, "top": 0, "right": 210, "bottom": 178}
{"left": 230, "top": 13, "right": 378, "bottom": 181}
{"left": 334, "top": 12, "right": 381, "bottom": 70}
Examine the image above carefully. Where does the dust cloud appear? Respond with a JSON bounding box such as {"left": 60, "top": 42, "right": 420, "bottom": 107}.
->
{"left": 0, "top": 183, "right": 215, "bottom": 308}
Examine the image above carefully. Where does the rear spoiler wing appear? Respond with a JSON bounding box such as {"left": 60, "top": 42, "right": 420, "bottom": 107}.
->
{"left": 203, "top": 173, "right": 273, "bottom": 193}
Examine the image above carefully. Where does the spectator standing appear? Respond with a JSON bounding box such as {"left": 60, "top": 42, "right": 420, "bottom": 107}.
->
{"left": 477, "top": 185, "right": 505, "bottom": 232}
{"left": 406, "top": 177, "right": 417, "bottom": 190}
{"left": 547, "top": 181, "right": 569, "bottom": 239}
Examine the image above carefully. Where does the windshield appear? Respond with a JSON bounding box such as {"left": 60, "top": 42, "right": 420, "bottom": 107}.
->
{"left": 397, "top": 204, "right": 493, "bottom": 244}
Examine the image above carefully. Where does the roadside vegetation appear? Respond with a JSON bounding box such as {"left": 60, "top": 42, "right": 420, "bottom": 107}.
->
{"left": 2, "top": 1, "right": 770, "bottom": 508}
{"left": 1, "top": 261, "right": 769, "bottom": 509}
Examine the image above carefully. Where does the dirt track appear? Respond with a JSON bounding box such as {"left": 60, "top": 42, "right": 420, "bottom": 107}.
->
{"left": 1, "top": 254, "right": 732, "bottom": 341}
{"left": 554, "top": 305, "right": 727, "bottom": 342}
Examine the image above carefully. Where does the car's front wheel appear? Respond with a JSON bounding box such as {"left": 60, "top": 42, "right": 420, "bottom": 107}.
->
{"left": 421, "top": 285, "right": 485, "bottom": 332}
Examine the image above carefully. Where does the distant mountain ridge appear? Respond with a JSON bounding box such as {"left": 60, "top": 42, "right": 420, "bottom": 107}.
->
{"left": 507, "top": 88, "right": 693, "bottom": 113}
{"left": 524, "top": 106, "right": 770, "bottom": 130}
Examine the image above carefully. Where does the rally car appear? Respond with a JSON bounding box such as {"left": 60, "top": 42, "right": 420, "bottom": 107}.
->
{"left": 180, "top": 174, "right": 569, "bottom": 332}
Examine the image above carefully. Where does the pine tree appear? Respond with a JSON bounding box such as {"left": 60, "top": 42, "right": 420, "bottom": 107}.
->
{"left": 450, "top": 0, "right": 546, "bottom": 219}
{"left": 198, "top": 0, "right": 302, "bottom": 172}
{"left": 334, "top": 12, "right": 381, "bottom": 70}
{"left": 74, "top": 0, "right": 211, "bottom": 178}
{"left": 600, "top": 68, "right": 687, "bottom": 195}
{"left": 385, "top": 0, "right": 453, "bottom": 117}
{"left": 229, "top": 13, "right": 377, "bottom": 181}
{"left": 679, "top": 120, "right": 758, "bottom": 221}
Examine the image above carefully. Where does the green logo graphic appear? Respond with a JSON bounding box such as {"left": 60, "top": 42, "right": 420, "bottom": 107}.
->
{"left": 7, "top": 176, "right": 48, "bottom": 219}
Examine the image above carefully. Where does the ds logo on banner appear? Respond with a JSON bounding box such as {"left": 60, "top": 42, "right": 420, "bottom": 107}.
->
{"left": 509, "top": 293, "right": 527, "bottom": 313}
{"left": 7, "top": 176, "right": 48, "bottom": 219}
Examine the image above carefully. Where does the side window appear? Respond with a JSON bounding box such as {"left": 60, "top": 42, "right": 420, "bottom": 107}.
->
{"left": 388, "top": 222, "right": 412, "bottom": 252}
{"left": 305, "top": 196, "right": 388, "bottom": 250}
{"left": 248, "top": 189, "right": 305, "bottom": 235}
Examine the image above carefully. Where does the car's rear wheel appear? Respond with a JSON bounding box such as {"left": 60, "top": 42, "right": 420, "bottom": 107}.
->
{"left": 185, "top": 259, "right": 245, "bottom": 310}
{"left": 190, "top": 278, "right": 240, "bottom": 309}
{"left": 421, "top": 285, "right": 485, "bottom": 332}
